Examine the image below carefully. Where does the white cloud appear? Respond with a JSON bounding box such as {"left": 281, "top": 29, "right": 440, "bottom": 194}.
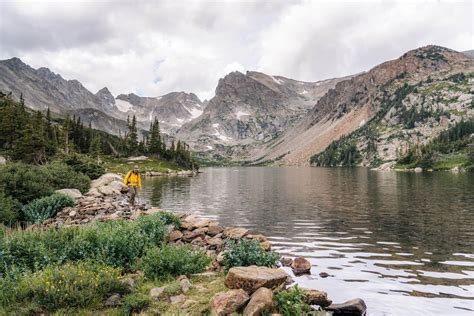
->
{"left": 0, "top": 0, "right": 472, "bottom": 100}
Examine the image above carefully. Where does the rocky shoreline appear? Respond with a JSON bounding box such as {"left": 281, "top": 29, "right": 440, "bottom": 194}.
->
{"left": 47, "top": 173, "right": 367, "bottom": 315}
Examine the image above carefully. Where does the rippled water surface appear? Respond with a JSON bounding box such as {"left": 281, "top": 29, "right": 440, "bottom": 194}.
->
{"left": 140, "top": 167, "right": 474, "bottom": 315}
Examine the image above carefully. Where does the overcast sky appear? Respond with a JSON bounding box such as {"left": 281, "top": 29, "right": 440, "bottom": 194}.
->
{"left": 0, "top": 0, "right": 472, "bottom": 100}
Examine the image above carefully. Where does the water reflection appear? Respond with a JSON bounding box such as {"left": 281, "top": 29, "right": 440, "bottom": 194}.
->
{"left": 141, "top": 167, "right": 474, "bottom": 315}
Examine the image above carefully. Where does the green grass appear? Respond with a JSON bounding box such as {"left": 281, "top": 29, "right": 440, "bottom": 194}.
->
{"left": 103, "top": 157, "right": 183, "bottom": 174}
{"left": 433, "top": 153, "right": 469, "bottom": 170}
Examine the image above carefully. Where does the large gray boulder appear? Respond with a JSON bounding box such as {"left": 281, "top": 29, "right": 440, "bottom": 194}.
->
{"left": 55, "top": 188, "right": 83, "bottom": 199}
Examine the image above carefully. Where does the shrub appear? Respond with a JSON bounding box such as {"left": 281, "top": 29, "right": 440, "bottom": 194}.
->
{"left": 0, "top": 162, "right": 90, "bottom": 205}
{"left": 139, "top": 245, "right": 211, "bottom": 280}
{"left": 0, "top": 190, "right": 20, "bottom": 225}
{"left": 22, "top": 193, "right": 75, "bottom": 224}
{"left": 223, "top": 239, "right": 280, "bottom": 272}
{"left": 0, "top": 214, "right": 168, "bottom": 274}
{"left": 156, "top": 211, "right": 181, "bottom": 228}
{"left": 63, "top": 154, "right": 105, "bottom": 180}
{"left": 122, "top": 292, "right": 150, "bottom": 315}
{"left": 0, "top": 261, "right": 128, "bottom": 313}
{"left": 275, "top": 285, "right": 312, "bottom": 316}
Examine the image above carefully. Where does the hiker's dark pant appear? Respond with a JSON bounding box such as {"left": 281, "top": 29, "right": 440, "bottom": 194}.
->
{"left": 129, "top": 186, "right": 138, "bottom": 206}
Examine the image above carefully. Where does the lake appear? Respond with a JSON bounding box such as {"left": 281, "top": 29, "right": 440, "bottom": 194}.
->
{"left": 140, "top": 167, "right": 474, "bottom": 315}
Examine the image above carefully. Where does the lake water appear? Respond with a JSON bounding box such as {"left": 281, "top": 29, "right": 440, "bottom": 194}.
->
{"left": 140, "top": 167, "right": 474, "bottom": 315}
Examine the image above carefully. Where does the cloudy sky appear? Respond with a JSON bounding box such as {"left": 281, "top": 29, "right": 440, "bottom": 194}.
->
{"left": 0, "top": 0, "right": 472, "bottom": 100}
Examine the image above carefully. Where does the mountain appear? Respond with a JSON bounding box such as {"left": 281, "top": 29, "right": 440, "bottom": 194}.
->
{"left": 255, "top": 45, "right": 474, "bottom": 166}
{"left": 115, "top": 91, "right": 204, "bottom": 133}
{"left": 463, "top": 50, "right": 474, "bottom": 59}
{"left": 176, "top": 71, "right": 350, "bottom": 161}
{"left": 0, "top": 58, "right": 204, "bottom": 136}
{"left": 0, "top": 58, "right": 121, "bottom": 116}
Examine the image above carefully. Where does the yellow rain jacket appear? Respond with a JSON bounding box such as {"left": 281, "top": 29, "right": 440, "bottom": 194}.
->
{"left": 124, "top": 171, "right": 141, "bottom": 188}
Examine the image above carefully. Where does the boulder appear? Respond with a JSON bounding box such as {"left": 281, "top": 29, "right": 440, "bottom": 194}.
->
{"left": 210, "top": 289, "right": 249, "bottom": 316}
{"left": 0, "top": 156, "right": 6, "bottom": 165}
{"left": 104, "top": 293, "right": 121, "bottom": 307}
{"left": 225, "top": 266, "right": 289, "bottom": 294}
{"left": 291, "top": 257, "right": 311, "bottom": 275}
{"left": 280, "top": 257, "right": 293, "bottom": 267}
{"left": 90, "top": 173, "right": 122, "bottom": 189}
{"left": 192, "top": 219, "right": 211, "bottom": 229}
{"left": 85, "top": 187, "right": 102, "bottom": 197}
{"left": 414, "top": 167, "right": 422, "bottom": 173}
{"left": 169, "top": 230, "right": 183, "bottom": 241}
{"left": 302, "top": 288, "right": 332, "bottom": 307}
{"left": 223, "top": 227, "right": 249, "bottom": 239}
{"left": 55, "top": 188, "right": 83, "bottom": 199}
{"left": 208, "top": 222, "right": 224, "bottom": 236}
{"left": 179, "top": 277, "right": 192, "bottom": 293}
{"left": 325, "top": 298, "right": 367, "bottom": 316}
{"left": 170, "top": 294, "right": 186, "bottom": 305}
{"left": 150, "top": 287, "right": 166, "bottom": 301}
{"left": 207, "top": 236, "right": 224, "bottom": 248}
{"left": 243, "top": 287, "right": 274, "bottom": 316}
{"left": 260, "top": 241, "right": 272, "bottom": 251}
{"left": 183, "top": 227, "right": 208, "bottom": 241}
{"left": 248, "top": 234, "right": 267, "bottom": 242}
{"left": 98, "top": 180, "right": 125, "bottom": 196}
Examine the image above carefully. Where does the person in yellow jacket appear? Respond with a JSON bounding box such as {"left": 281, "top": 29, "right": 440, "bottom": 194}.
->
{"left": 123, "top": 165, "right": 142, "bottom": 206}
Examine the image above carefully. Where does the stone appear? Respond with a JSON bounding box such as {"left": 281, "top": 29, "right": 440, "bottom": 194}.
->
{"left": 180, "top": 277, "right": 192, "bottom": 293}
{"left": 170, "top": 294, "right": 186, "bottom": 305}
{"left": 68, "top": 210, "right": 77, "bottom": 217}
{"left": 280, "top": 257, "right": 293, "bottom": 267}
{"left": 120, "top": 277, "right": 136, "bottom": 291}
{"left": 208, "top": 222, "right": 224, "bottom": 236}
{"left": 260, "top": 241, "right": 272, "bottom": 251}
{"left": 225, "top": 266, "right": 289, "bottom": 294}
{"left": 210, "top": 289, "right": 249, "bottom": 316}
{"left": 0, "top": 156, "right": 6, "bottom": 165}
{"left": 207, "top": 236, "right": 224, "bottom": 248}
{"left": 150, "top": 287, "right": 166, "bottom": 301}
{"left": 169, "top": 230, "right": 183, "bottom": 241}
{"left": 247, "top": 234, "right": 267, "bottom": 242}
{"left": 319, "top": 272, "right": 330, "bottom": 278}
{"left": 98, "top": 180, "right": 125, "bottom": 196}
{"left": 55, "top": 188, "right": 83, "bottom": 199}
{"left": 85, "top": 187, "right": 102, "bottom": 197}
{"left": 325, "top": 298, "right": 367, "bottom": 316}
{"left": 90, "top": 173, "right": 122, "bottom": 189}
{"left": 192, "top": 219, "right": 211, "bottom": 229}
{"left": 223, "top": 227, "right": 249, "bottom": 239}
{"left": 144, "top": 207, "right": 162, "bottom": 215}
{"left": 302, "top": 288, "right": 332, "bottom": 307}
{"left": 104, "top": 293, "right": 121, "bottom": 307}
{"left": 243, "top": 287, "right": 274, "bottom": 316}
{"left": 414, "top": 167, "right": 422, "bottom": 173}
{"left": 291, "top": 257, "right": 311, "bottom": 275}
{"left": 183, "top": 227, "right": 208, "bottom": 241}
{"left": 216, "top": 252, "right": 226, "bottom": 264}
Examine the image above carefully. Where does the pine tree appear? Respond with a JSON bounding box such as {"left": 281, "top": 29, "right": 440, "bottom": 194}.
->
{"left": 126, "top": 115, "right": 139, "bottom": 155}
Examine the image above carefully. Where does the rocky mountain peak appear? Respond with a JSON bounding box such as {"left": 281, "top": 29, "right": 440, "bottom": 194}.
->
{"left": 96, "top": 87, "right": 115, "bottom": 107}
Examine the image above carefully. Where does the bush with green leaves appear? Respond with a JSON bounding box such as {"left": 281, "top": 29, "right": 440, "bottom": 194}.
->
{"left": 156, "top": 211, "right": 181, "bottom": 228}
{"left": 139, "top": 244, "right": 211, "bottom": 280}
{"left": 22, "top": 193, "right": 75, "bottom": 224}
{"left": 275, "top": 285, "right": 312, "bottom": 316}
{"left": 0, "top": 213, "right": 168, "bottom": 274}
{"left": 0, "top": 261, "right": 128, "bottom": 314}
{"left": 223, "top": 239, "right": 280, "bottom": 272}
{"left": 62, "top": 153, "right": 105, "bottom": 180}
{"left": 0, "top": 162, "right": 90, "bottom": 205}
{"left": 0, "top": 190, "right": 21, "bottom": 225}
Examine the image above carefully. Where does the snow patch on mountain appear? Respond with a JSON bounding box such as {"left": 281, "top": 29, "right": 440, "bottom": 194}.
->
{"left": 235, "top": 110, "right": 250, "bottom": 119}
{"left": 115, "top": 99, "right": 134, "bottom": 112}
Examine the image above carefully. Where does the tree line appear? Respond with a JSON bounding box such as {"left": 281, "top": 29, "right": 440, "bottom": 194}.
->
{"left": 0, "top": 92, "right": 197, "bottom": 169}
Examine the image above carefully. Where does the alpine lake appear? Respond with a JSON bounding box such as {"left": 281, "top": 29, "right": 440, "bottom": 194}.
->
{"left": 140, "top": 167, "right": 474, "bottom": 315}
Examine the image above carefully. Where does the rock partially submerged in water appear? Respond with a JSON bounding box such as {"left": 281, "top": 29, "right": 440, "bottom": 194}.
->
{"left": 225, "top": 266, "right": 288, "bottom": 294}
{"left": 302, "top": 288, "right": 332, "bottom": 307}
{"left": 325, "top": 298, "right": 367, "bottom": 316}
{"left": 291, "top": 256, "right": 311, "bottom": 275}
